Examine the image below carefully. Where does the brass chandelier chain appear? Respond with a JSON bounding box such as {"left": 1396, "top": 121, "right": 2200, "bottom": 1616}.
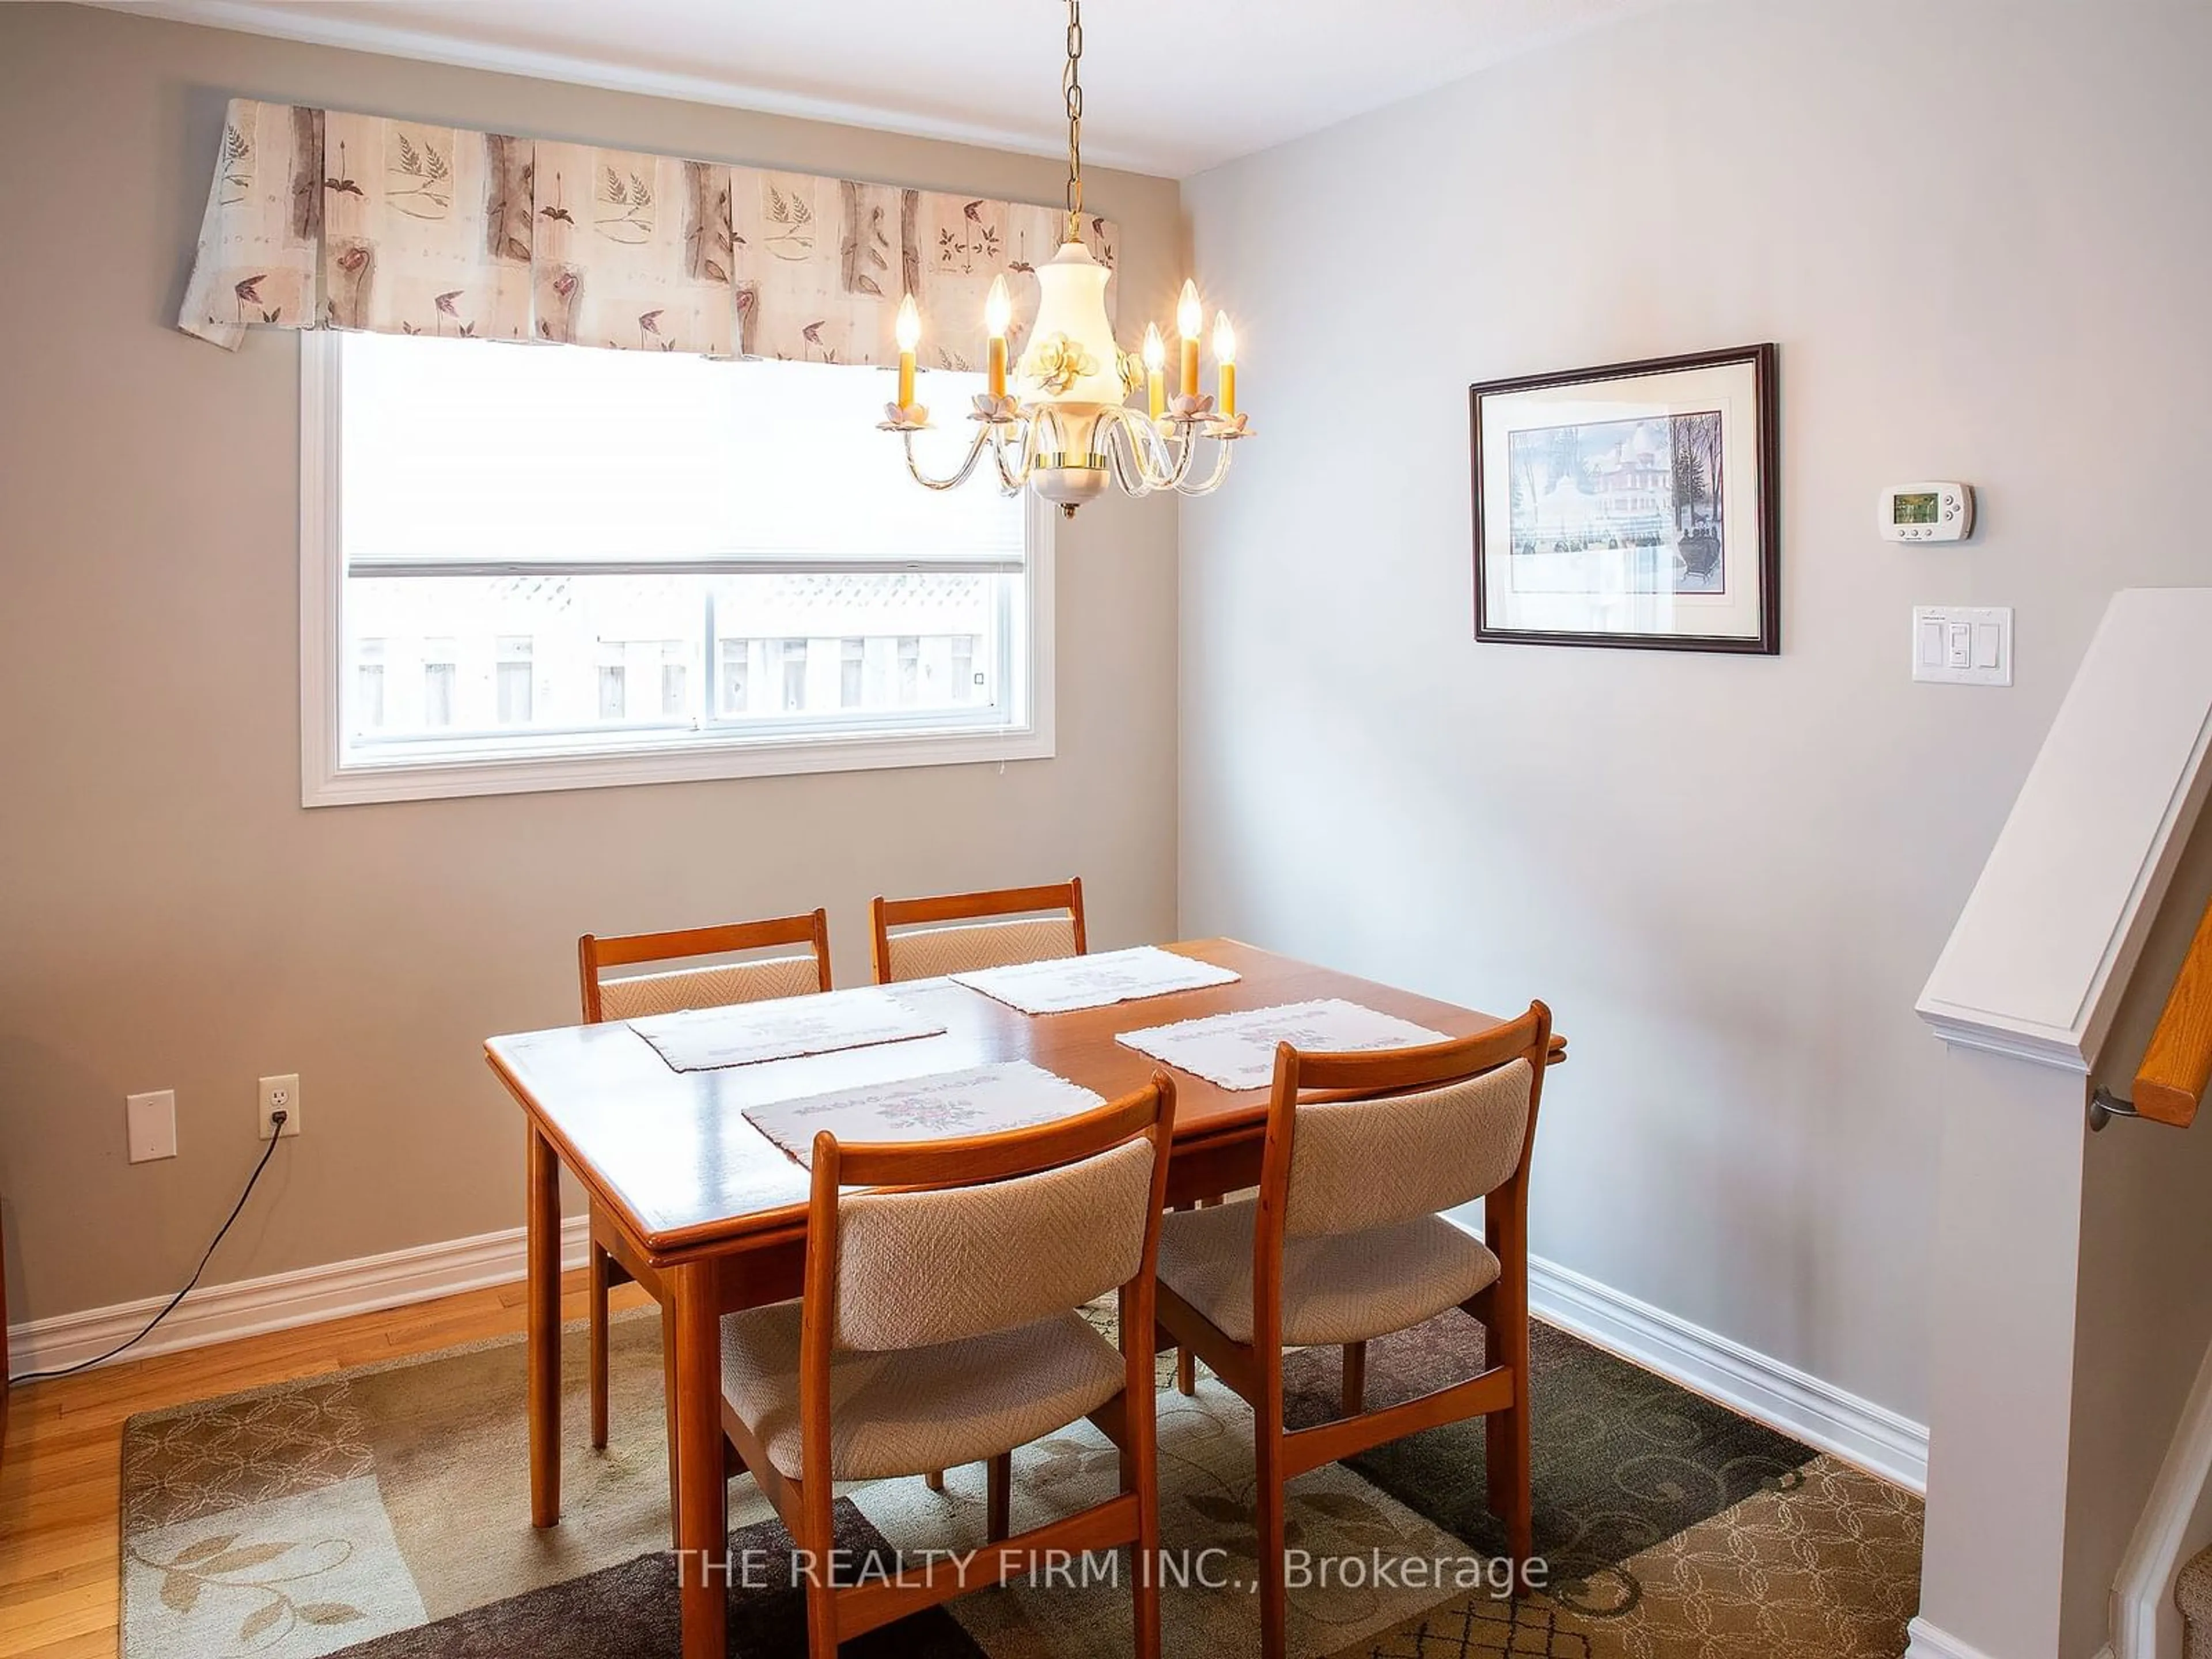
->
{"left": 1063, "top": 0, "right": 1084, "bottom": 240}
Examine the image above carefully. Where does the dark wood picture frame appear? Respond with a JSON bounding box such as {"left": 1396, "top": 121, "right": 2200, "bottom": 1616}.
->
{"left": 1470, "top": 343, "right": 1779, "bottom": 654}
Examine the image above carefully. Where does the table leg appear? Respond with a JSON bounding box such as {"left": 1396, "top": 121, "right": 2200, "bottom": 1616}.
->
{"left": 672, "top": 1259, "right": 728, "bottom": 1659}
{"left": 526, "top": 1124, "right": 562, "bottom": 1528}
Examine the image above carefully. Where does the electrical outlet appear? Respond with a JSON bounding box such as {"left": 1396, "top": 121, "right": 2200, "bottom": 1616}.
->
{"left": 259, "top": 1074, "right": 301, "bottom": 1139}
{"left": 127, "top": 1090, "right": 178, "bottom": 1162}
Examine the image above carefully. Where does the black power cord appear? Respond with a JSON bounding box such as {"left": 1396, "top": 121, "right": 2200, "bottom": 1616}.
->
{"left": 10, "top": 1110, "right": 290, "bottom": 1385}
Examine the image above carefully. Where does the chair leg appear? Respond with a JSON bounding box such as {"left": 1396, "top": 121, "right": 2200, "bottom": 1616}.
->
{"left": 588, "top": 1243, "right": 612, "bottom": 1450}
{"left": 1170, "top": 1201, "right": 1202, "bottom": 1397}
{"left": 660, "top": 1298, "right": 683, "bottom": 1551}
{"left": 925, "top": 1468, "right": 946, "bottom": 1493}
{"left": 1127, "top": 1372, "right": 1163, "bottom": 1659}
{"left": 1483, "top": 1277, "right": 1535, "bottom": 1593}
{"left": 1489, "top": 1393, "right": 1534, "bottom": 1592}
{"left": 804, "top": 1563, "right": 839, "bottom": 1659}
{"left": 1342, "top": 1342, "right": 1365, "bottom": 1416}
{"left": 794, "top": 1463, "right": 840, "bottom": 1659}
{"left": 987, "top": 1451, "right": 1012, "bottom": 1544}
{"left": 1255, "top": 1416, "right": 1290, "bottom": 1659}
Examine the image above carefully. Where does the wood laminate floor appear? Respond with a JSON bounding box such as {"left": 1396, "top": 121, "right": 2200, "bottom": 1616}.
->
{"left": 0, "top": 1269, "right": 651, "bottom": 1659}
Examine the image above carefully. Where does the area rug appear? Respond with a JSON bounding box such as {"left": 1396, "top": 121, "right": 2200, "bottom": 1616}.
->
{"left": 1324, "top": 1454, "right": 1923, "bottom": 1657}
{"left": 120, "top": 1309, "right": 1921, "bottom": 1658}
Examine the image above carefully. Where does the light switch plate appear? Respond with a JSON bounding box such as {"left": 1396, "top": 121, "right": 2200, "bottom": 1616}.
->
{"left": 1913, "top": 605, "right": 2012, "bottom": 687}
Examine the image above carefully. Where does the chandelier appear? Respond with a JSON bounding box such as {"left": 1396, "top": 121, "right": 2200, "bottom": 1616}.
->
{"left": 880, "top": 0, "right": 1248, "bottom": 516}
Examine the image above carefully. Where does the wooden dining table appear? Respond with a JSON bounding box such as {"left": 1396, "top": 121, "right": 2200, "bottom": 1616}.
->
{"left": 484, "top": 937, "right": 1565, "bottom": 1659}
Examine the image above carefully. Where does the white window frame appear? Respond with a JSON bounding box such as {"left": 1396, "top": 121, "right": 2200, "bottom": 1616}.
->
{"left": 298, "top": 332, "right": 1055, "bottom": 808}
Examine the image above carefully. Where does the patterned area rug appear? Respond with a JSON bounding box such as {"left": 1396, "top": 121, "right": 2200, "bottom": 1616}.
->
{"left": 119, "top": 1310, "right": 1921, "bottom": 1658}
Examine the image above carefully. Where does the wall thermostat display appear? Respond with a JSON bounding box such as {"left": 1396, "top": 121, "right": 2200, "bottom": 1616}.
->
{"left": 1879, "top": 482, "right": 1975, "bottom": 543}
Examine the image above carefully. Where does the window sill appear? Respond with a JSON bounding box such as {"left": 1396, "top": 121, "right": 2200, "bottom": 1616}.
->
{"left": 304, "top": 721, "right": 1054, "bottom": 807}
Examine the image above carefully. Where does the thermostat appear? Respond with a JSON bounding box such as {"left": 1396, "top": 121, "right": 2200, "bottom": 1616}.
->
{"left": 1880, "top": 481, "right": 1975, "bottom": 543}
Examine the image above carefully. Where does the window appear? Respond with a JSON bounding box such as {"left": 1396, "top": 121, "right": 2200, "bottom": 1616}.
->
{"left": 303, "top": 331, "right": 1052, "bottom": 805}
{"left": 660, "top": 643, "right": 689, "bottom": 719}
{"left": 495, "top": 637, "right": 533, "bottom": 725}
{"left": 778, "top": 639, "right": 808, "bottom": 713}
{"left": 897, "top": 637, "right": 920, "bottom": 706}
{"left": 596, "top": 662, "right": 627, "bottom": 720}
{"left": 423, "top": 641, "right": 456, "bottom": 728}
{"left": 718, "top": 641, "right": 751, "bottom": 715}
{"left": 356, "top": 639, "right": 387, "bottom": 730}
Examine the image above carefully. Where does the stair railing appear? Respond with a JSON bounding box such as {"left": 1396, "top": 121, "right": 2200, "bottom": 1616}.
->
{"left": 2093, "top": 892, "right": 2212, "bottom": 1130}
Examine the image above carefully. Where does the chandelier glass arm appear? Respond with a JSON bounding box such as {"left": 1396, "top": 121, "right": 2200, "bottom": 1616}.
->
{"left": 989, "top": 421, "right": 1036, "bottom": 494}
{"left": 1100, "top": 407, "right": 1242, "bottom": 498}
{"left": 899, "top": 423, "right": 997, "bottom": 492}
{"left": 1172, "top": 434, "right": 1237, "bottom": 497}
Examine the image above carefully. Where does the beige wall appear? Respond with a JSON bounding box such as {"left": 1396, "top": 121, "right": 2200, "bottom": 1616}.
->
{"left": 1178, "top": 0, "right": 2212, "bottom": 1433}
{"left": 0, "top": 3, "right": 1183, "bottom": 1325}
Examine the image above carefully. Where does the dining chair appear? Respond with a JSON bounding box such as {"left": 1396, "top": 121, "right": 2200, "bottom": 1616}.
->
{"left": 719, "top": 1075, "right": 1177, "bottom": 1659}
{"left": 869, "top": 877, "right": 1088, "bottom": 1491}
{"left": 574, "top": 910, "right": 832, "bottom": 1509}
{"left": 1152, "top": 1002, "right": 1554, "bottom": 1658}
{"left": 869, "top": 877, "right": 1087, "bottom": 983}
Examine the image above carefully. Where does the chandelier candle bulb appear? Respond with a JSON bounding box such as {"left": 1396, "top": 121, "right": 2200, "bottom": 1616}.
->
{"left": 893, "top": 294, "right": 920, "bottom": 411}
{"left": 984, "top": 276, "right": 1012, "bottom": 400}
{"left": 1213, "top": 312, "right": 1237, "bottom": 419}
{"left": 1176, "top": 281, "right": 1203, "bottom": 397}
{"left": 1142, "top": 323, "right": 1166, "bottom": 421}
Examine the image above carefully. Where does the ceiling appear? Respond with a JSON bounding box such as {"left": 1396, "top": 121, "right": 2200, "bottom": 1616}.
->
{"left": 105, "top": 0, "right": 1674, "bottom": 177}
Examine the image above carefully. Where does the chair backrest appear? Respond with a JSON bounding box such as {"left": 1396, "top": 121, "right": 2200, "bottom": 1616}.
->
{"left": 1263, "top": 1003, "right": 1553, "bottom": 1243}
{"left": 804, "top": 1076, "right": 1175, "bottom": 1355}
{"left": 578, "top": 910, "right": 832, "bottom": 1023}
{"left": 869, "top": 878, "right": 1087, "bottom": 984}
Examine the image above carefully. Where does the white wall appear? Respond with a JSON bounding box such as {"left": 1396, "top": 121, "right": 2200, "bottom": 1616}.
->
{"left": 1179, "top": 0, "right": 2212, "bottom": 1426}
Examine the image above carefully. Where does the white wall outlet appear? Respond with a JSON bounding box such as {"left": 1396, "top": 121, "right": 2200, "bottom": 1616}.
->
{"left": 1912, "top": 605, "right": 2013, "bottom": 686}
{"left": 126, "top": 1090, "right": 177, "bottom": 1163}
{"left": 259, "top": 1074, "right": 301, "bottom": 1139}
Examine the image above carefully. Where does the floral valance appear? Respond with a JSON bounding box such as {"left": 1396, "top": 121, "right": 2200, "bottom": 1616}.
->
{"left": 179, "top": 99, "right": 1119, "bottom": 366}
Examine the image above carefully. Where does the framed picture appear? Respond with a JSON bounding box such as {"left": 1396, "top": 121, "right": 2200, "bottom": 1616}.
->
{"left": 1470, "top": 343, "right": 1778, "bottom": 653}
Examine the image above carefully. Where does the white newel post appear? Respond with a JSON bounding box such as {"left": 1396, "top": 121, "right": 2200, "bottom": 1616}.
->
{"left": 1912, "top": 590, "right": 2212, "bottom": 1659}
{"left": 1913, "top": 1047, "right": 2092, "bottom": 1657}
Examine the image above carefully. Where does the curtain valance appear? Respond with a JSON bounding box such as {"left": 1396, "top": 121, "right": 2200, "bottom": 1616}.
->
{"left": 179, "top": 99, "right": 1120, "bottom": 366}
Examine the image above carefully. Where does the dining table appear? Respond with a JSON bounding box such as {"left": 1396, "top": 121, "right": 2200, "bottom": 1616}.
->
{"left": 483, "top": 937, "right": 1566, "bottom": 1659}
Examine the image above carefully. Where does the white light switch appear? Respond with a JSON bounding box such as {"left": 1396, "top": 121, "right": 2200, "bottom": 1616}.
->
{"left": 1913, "top": 606, "right": 2013, "bottom": 687}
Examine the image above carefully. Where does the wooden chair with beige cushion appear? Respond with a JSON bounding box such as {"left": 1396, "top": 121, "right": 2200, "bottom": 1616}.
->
{"left": 1152, "top": 1002, "right": 1554, "bottom": 1658}
{"left": 719, "top": 1075, "right": 1177, "bottom": 1659}
{"left": 869, "top": 878, "right": 1086, "bottom": 984}
{"left": 869, "top": 877, "right": 1088, "bottom": 1493}
{"left": 575, "top": 911, "right": 832, "bottom": 1492}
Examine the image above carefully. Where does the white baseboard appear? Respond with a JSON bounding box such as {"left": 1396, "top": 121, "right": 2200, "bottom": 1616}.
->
{"left": 10, "top": 1215, "right": 1930, "bottom": 1510}
{"left": 7, "top": 1214, "right": 590, "bottom": 1378}
{"left": 1904, "top": 1617, "right": 2003, "bottom": 1659}
{"left": 1529, "top": 1251, "right": 1930, "bottom": 1494}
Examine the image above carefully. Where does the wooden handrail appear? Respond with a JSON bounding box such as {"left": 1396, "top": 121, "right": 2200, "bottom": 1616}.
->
{"left": 2134, "top": 893, "right": 2212, "bottom": 1127}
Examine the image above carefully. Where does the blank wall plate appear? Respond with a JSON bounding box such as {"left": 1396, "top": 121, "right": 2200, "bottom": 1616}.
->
{"left": 1913, "top": 606, "right": 2013, "bottom": 687}
{"left": 126, "top": 1090, "right": 177, "bottom": 1162}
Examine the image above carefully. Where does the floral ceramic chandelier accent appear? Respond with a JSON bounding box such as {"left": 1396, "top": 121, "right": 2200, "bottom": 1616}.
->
{"left": 881, "top": 0, "right": 1248, "bottom": 516}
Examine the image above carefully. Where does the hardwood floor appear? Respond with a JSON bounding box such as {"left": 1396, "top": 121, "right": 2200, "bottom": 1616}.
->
{"left": 0, "top": 1267, "right": 650, "bottom": 1659}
